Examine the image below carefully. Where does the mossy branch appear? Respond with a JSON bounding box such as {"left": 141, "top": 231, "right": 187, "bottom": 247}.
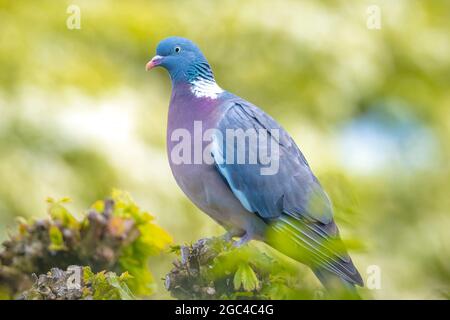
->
{"left": 19, "top": 266, "right": 135, "bottom": 300}
{"left": 165, "top": 237, "right": 320, "bottom": 300}
{"left": 0, "top": 190, "right": 172, "bottom": 299}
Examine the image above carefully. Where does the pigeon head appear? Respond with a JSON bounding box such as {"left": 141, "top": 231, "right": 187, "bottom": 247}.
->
{"left": 146, "top": 37, "right": 215, "bottom": 84}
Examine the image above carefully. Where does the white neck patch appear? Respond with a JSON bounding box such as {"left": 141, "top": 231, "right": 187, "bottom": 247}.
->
{"left": 190, "top": 78, "right": 224, "bottom": 99}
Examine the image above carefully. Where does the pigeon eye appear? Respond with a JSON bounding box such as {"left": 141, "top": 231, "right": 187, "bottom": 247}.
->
{"left": 174, "top": 46, "right": 181, "bottom": 53}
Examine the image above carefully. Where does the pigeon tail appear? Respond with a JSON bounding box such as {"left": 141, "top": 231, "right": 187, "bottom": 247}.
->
{"left": 312, "top": 267, "right": 362, "bottom": 299}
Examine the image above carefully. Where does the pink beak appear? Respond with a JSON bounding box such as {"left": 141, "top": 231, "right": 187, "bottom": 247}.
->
{"left": 146, "top": 55, "right": 163, "bottom": 71}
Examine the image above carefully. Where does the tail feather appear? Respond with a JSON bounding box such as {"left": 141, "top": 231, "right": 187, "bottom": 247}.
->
{"left": 268, "top": 215, "right": 363, "bottom": 298}
{"left": 271, "top": 217, "right": 364, "bottom": 285}
{"left": 313, "top": 267, "right": 362, "bottom": 299}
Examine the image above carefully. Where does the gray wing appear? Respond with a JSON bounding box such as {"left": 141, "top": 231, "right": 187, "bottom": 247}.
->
{"left": 212, "top": 98, "right": 363, "bottom": 286}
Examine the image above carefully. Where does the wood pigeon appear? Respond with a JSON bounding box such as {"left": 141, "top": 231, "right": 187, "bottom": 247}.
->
{"left": 146, "top": 36, "right": 363, "bottom": 295}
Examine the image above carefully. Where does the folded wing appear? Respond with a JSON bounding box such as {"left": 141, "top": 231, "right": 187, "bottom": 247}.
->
{"left": 212, "top": 98, "right": 363, "bottom": 286}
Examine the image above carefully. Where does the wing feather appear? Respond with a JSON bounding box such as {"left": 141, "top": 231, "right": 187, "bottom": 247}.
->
{"left": 212, "top": 98, "right": 363, "bottom": 286}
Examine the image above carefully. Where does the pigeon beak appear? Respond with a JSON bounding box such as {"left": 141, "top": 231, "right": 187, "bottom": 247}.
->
{"left": 146, "top": 55, "right": 163, "bottom": 71}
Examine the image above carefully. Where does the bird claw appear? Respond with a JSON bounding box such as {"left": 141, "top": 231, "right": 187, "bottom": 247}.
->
{"left": 220, "top": 232, "right": 233, "bottom": 243}
{"left": 220, "top": 229, "right": 245, "bottom": 244}
{"left": 232, "top": 233, "right": 251, "bottom": 248}
{"left": 220, "top": 230, "right": 251, "bottom": 248}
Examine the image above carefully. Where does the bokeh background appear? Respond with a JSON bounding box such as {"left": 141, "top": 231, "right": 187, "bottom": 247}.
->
{"left": 0, "top": 0, "right": 449, "bottom": 299}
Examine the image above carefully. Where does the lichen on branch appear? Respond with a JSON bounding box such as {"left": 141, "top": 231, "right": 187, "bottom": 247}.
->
{"left": 19, "top": 266, "right": 134, "bottom": 300}
{"left": 19, "top": 266, "right": 135, "bottom": 300}
{"left": 0, "top": 190, "right": 172, "bottom": 299}
{"left": 165, "top": 237, "right": 319, "bottom": 300}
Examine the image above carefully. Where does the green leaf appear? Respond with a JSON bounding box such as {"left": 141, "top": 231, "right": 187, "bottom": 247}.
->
{"left": 47, "top": 197, "right": 79, "bottom": 229}
{"left": 107, "top": 273, "right": 136, "bottom": 300}
{"left": 233, "top": 263, "right": 260, "bottom": 292}
{"left": 83, "top": 266, "right": 95, "bottom": 283}
{"left": 83, "top": 267, "right": 135, "bottom": 300}
{"left": 48, "top": 225, "right": 66, "bottom": 251}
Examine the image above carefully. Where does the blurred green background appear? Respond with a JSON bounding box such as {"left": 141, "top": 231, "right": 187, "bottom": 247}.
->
{"left": 0, "top": 0, "right": 449, "bottom": 299}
